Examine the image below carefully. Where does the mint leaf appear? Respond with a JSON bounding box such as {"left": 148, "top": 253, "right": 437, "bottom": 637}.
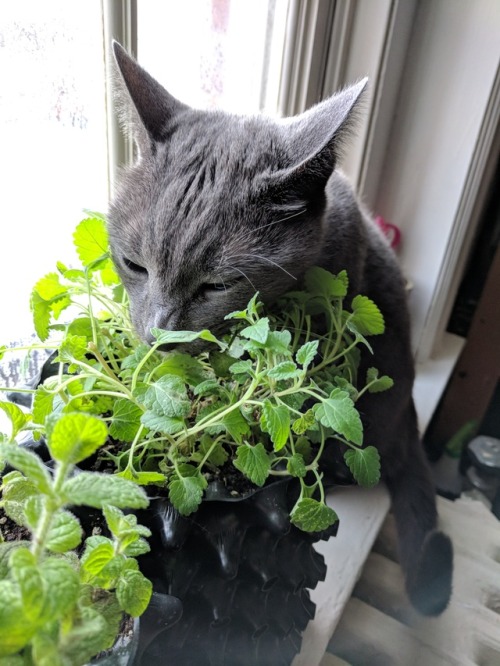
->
{"left": 344, "top": 446, "right": 381, "bottom": 487}
{"left": 32, "top": 387, "right": 55, "bottom": 426}
{"left": 140, "top": 411, "right": 185, "bottom": 434}
{"left": 0, "top": 443, "right": 52, "bottom": 495}
{"left": 57, "top": 334, "right": 88, "bottom": 364}
{"left": 143, "top": 375, "right": 190, "bottom": 418}
{"left": 63, "top": 472, "right": 149, "bottom": 509}
{"left": 366, "top": 367, "right": 394, "bottom": 393}
{"left": 117, "top": 468, "right": 166, "bottom": 486}
{"left": 46, "top": 510, "right": 83, "bottom": 553}
{"left": 267, "top": 361, "right": 300, "bottom": 380}
{"left": 168, "top": 466, "right": 207, "bottom": 515}
{"left": 260, "top": 400, "right": 290, "bottom": 451}
{"left": 314, "top": 389, "right": 363, "bottom": 445}
{"left": 240, "top": 317, "right": 269, "bottom": 344}
{"left": 266, "top": 330, "right": 292, "bottom": 354}
{"left": 81, "top": 541, "right": 114, "bottom": 579}
{"left": 292, "top": 409, "right": 316, "bottom": 435}
{"left": 73, "top": 217, "right": 109, "bottom": 267}
{"left": 0, "top": 402, "right": 29, "bottom": 439}
{"left": 348, "top": 295, "right": 385, "bottom": 336}
{"left": 222, "top": 408, "right": 250, "bottom": 443}
{"left": 193, "top": 435, "right": 228, "bottom": 466}
{"left": 151, "top": 328, "right": 219, "bottom": 345}
{"left": 116, "top": 570, "right": 152, "bottom": 616}
{"left": 39, "top": 557, "right": 80, "bottom": 620}
{"left": 290, "top": 497, "right": 338, "bottom": 532}
{"left": 228, "top": 360, "right": 254, "bottom": 376}
{"left": 109, "top": 399, "right": 143, "bottom": 442}
{"left": 0, "top": 473, "right": 38, "bottom": 525}
{"left": 296, "top": 340, "right": 319, "bottom": 368}
{"left": 10, "top": 548, "right": 44, "bottom": 622}
{"left": 286, "top": 453, "right": 307, "bottom": 478}
{"left": 233, "top": 443, "right": 271, "bottom": 486}
{"left": 48, "top": 413, "right": 108, "bottom": 464}
{"left": 304, "top": 267, "right": 348, "bottom": 298}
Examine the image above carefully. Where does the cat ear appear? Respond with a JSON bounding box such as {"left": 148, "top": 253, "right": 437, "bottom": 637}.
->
{"left": 112, "top": 41, "right": 186, "bottom": 149}
{"left": 271, "top": 79, "right": 368, "bottom": 200}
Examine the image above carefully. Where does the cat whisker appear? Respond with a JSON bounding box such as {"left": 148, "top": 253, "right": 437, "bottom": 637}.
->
{"left": 227, "top": 265, "right": 257, "bottom": 292}
{"left": 258, "top": 208, "right": 307, "bottom": 230}
{"left": 225, "top": 253, "right": 297, "bottom": 281}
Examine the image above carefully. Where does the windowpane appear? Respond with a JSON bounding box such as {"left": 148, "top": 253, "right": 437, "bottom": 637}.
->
{"left": 137, "top": 0, "right": 288, "bottom": 114}
{"left": 0, "top": 2, "right": 108, "bottom": 343}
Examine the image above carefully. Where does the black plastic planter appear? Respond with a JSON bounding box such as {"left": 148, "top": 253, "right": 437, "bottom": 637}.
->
{"left": 135, "top": 480, "right": 337, "bottom": 666}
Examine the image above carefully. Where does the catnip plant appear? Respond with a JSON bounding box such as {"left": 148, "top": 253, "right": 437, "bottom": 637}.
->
{"left": 0, "top": 215, "right": 392, "bottom": 536}
{"left": 0, "top": 411, "right": 152, "bottom": 664}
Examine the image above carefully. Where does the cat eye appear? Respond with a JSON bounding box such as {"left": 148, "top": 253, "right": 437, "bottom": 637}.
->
{"left": 198, "top": 277, "right": 244, "bottom": 296}
{"left": 123, "top": 257, "right": 148, "bottom": 275}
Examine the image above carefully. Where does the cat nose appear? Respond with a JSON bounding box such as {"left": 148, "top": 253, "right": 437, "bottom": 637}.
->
{"left": 145, "top": 307, "right": 178, "bottom": 344}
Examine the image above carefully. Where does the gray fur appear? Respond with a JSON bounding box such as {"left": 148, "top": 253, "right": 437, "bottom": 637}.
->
{"left": 108, "top": 42, "right": 453, "bottom": 615}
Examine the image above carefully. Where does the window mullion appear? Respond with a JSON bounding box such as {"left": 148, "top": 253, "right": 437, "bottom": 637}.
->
{"left": 102, "top": 0, "right": 137, "bottom": 196}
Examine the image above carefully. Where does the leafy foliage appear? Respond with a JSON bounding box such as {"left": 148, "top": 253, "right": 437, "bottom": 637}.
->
{"left": 2, "top": 214, "right": 390, "bottom": 533}
{"left": 0, "top": 410, "right": 150, "bottom": 664}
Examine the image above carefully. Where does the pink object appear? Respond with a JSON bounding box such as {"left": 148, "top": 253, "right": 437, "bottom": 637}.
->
{"left": 374, "top": 215, "right": 401, "bottom": 249}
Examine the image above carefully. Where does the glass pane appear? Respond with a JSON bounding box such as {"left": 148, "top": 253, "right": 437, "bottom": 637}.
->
{"left": 138, "top": 0, "right": 289, "bottom": 114}
{"left": 0, "top": 2, "right": 108, "bottom": 346}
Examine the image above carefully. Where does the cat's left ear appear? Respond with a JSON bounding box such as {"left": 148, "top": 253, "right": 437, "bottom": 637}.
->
{"left": 112, "top": 41, "right": 186, "bottom": 152}
{"left": 271, "top": 78, "right": 368, "bottom": 199}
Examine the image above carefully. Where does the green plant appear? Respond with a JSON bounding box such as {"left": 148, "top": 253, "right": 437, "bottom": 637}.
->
{"left": 0, "top": 214, "right": 392, "bottom": 536}
{"left": 0, "top": 411, "right": 152, "bottom": 664}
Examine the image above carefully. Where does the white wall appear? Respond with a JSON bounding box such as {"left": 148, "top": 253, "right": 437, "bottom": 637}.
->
{"left": 374, "top": 0, "right": 500, "bottom": 362}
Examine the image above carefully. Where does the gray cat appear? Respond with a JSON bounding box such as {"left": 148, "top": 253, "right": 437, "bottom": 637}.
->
{"left": 109, "top": 43, "right": 453, "bottom": 616}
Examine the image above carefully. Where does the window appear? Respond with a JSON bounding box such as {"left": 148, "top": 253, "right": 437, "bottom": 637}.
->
{"left": 0, "top": 1, "right": 108, "bottom": 343}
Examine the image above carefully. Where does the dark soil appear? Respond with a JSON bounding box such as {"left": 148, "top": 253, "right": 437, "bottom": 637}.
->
{"left": 0, "top": 507, "right": 31, "bottom": 542}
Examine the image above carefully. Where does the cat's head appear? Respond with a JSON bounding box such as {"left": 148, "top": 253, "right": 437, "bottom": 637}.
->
{"left": 108, "top": 42, "right": 366, "bottom": 347}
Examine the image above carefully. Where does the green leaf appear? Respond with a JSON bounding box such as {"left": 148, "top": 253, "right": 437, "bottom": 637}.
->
{"left": 267, "top": 361, "right": 300, "bottom": 380}
{"left": 81, "top": 541, "right": 114, "bottom": 579}
{"left": 39, "top": 557, "right": 80, "bottom": 620}
{"left": 57, "top": 334, "right": 88, "bottom": 364}
{"left": 109, "top": 399, "right": 143, "bottom": 442}
{"left": 228, "top": 360, "right": 254, "bottom": 376}
{"left": 168, "top": 466, "right": 207, "bottom": 515}
{"left": 32, "top": 387, "right": 55, "bottom": 426}
{"left": 233, "top": 443, "right": 271, "bottom": 486}
{"left": 0, "top": 580, "right": 32, "bottom": 655}
{"left": 63, "top": 472, "right": 149, "bottom": 509}
{"left": 0, "top": 443, "right": 52, "bottom": 495}
{"left": 73, "top": 217, "right": 109, "bottom": 267}
{"left": 46, "top": 510, "right": 83, "bottom": 553}
{"left": 304, "top": 267, "right": 348, "bottom": 298}
{"left": 140, "top": 411, "right": 185, "bottom": 434}
{"left": 260, "top": 400, "right": 290, "bottom": 451}
{"left": 156, "top": 353, "right": 207, "bottom": 386}
{"left": 286, "top": 453, "right": 307, "bottom": 478}
{"left": 295, "top": 436, "right": 313, "bottom": 463}
{"left": 348, "top": 295, "right": 385, "bottom": 336}
{"left": 265, "top": 330, "right": 292, "bottom": 354}
{"left": 314, "top": 389, "right": 363, "bottom": 445}
{"left": 366, "top": 367, "right": 394, "bottom": 393}
{"left": 151, "top": 328, "right": 219, "bottom": 346}
{"left": 344, "top": 446, "right": 381, "bottom": 487}
{"left": 9, "top": 547, "right": 44, "bottom": 622}
{"left": 0, "top": 542, "right": 27, "bottom": 579}
{"left": 192, "top": 435, "right": 228, "bottom": 467}
{"left": 48, "top": 412, "right": 108, "bottom": 464}
{"left": 117, "top": 468, "right": 166, "bottom": 486}
{"left": 296, "top": 340, "right": 319, "bottom": 368}
{"left": 292, "top": 409, "right": 316, "bottom": 435}
{"left": 116, "top": 569, "right": 152, "bottom": 616}
{"left": 0, "top": 402, "right": 29, "bottom": 439}
{"left": 0, "top": 472, "right": 38, "bottom": 525}
{"left": 66, "top": 316, "right": 93, "bottom": 338}
{"left": 240, "top": 317, "right": 269, "bottom": 344}
{"left": 222, "top": 408, "right": 250, "bottom": 443}
{"left": 290, "top": 498, "right": 338, "bottom": 532}
{"left": 33, "top": 272, "right": 68, "bottom": 301}
{"left": 193, "top": 379, "right": 225, "bottom": 397}
{"left": 143, "top": 375, "right": 191, "bottom": 418}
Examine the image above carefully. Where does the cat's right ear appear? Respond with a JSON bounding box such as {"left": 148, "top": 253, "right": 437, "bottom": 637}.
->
{"left": 112, "top": 41, "right": 186, "bottom": 153}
